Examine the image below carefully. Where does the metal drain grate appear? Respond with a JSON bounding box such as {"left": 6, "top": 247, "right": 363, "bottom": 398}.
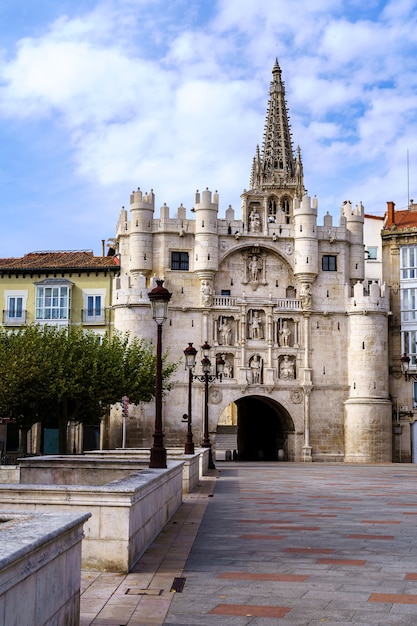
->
{"left": 170, "top": 577, "right": 186, "bottom": 593}
{"left": 125, "top": 588, "right": 163, "bottom": 596}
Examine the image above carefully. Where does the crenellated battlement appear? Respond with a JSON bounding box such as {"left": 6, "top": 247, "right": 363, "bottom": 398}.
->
{"left": 341, "top": 200, "right": 364, "bottom": 222}
{"left": 345, "top": 281, "right": 390, "bottom": 314}
{"left": 130, "top": 188, "right": 155, "bottom": 210}
{"left": 293, "top": 193, "right": 318, "bottom": 216}
{"left": 194, "top": 187, "right": 219, "bottom": 211}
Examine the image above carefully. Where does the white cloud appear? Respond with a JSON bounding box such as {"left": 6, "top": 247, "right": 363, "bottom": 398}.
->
{"left": 1, "top": 0, "right": 417, "bottom": 256}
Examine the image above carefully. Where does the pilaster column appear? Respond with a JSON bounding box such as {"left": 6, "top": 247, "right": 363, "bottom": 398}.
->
{"left": 302, "top": 387, "right": 313, "bottom": 462}
{"left": 202, "top": 311, "right": 210, "bottom": 343}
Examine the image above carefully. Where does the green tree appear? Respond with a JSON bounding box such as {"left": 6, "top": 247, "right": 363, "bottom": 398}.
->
{"left": 0, "top": 325, "right": 177, "bottom": 453}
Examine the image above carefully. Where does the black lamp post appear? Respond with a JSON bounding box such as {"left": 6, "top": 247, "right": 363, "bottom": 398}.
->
{"left": 148, "top": 279, "right": 172, "bottom": 468}
{"left": 192, "top": 341, "right": 224, "bottom": 470}
{"left": 183, "top": 343, "right": 198, "bottom": 454}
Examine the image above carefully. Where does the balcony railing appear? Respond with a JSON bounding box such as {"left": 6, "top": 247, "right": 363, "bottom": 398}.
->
{"left": 212, "top": 296, "right": 238, "bottom": 307}
{"left": 81, "top": 309, "right": 106, "bottom": 325}
{"left": 2, "top": 310, "right": 27, "bottom": 325}
{"left": 212, "top": 296, "right": 302, "bottom": 310}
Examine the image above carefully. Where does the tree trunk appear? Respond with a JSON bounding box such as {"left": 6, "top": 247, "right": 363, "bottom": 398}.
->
{"left": 58, "top": 399, "right": 68, "bottom": 454}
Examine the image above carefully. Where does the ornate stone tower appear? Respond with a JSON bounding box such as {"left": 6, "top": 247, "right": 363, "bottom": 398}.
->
{"left": 110, "top": 59, "right": 393, "bottom": 463}
{"left": 243, "top": 58, "right": 305, "bottom": 230}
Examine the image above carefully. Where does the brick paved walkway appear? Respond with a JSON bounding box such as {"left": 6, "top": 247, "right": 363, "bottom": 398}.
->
{"left": 81, "top": 463, "right": 417, "bottom": 625}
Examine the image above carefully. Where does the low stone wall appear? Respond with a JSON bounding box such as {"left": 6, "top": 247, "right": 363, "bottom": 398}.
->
{"left": 87, "top": 447, "right": 208, "bottom": 492}
{"left": 19, "top": 456, "right": 147, "bottom": 486}
{"left": 0, "top": 459, "right": 183, "bottom": 573}
{"left": 0, "top": 466, "right": 19, "bottom": 483}
{"left": 0, "top": 511, "right": 89, "bottom": 626}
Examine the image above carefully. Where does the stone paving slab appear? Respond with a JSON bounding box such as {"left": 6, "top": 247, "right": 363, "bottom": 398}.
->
{"left": 81, "top": 463, "right": 417, "bottom": 625}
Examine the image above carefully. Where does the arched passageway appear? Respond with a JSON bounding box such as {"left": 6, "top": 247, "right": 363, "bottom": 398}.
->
{"left": 236, "top": 395, "right": 294, "bottom": 461}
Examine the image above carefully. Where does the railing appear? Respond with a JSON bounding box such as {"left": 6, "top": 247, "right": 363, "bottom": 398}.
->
{"left": 81, "top": 309, "right": 106, "bottom": 324}
{"left": 212, "top": 296, "right": 302, "bottom": 310}
{"left": 2, "top": 310, "right": 27, "bottom": 325}
{"left": 213, "top": 296, "right": 238, "bottom": 307}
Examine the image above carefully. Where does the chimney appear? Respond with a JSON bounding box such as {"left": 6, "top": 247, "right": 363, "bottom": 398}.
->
{"left": 386, "top": 201, "right": 395, "bottom": 227}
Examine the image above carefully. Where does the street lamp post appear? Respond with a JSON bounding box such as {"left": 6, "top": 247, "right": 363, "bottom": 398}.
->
{"left": 148, "top": 279, "right": 172, "bottom": 469}
{"left": 183, "top": 343, "right": 198, "bottom": 454}
{"left": 192, "top": 342, "right": 224, "bottom": 470}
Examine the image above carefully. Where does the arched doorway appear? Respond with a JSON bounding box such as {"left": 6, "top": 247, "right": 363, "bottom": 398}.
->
{"left": 216, "top": 395, "right": 294, "bottom": 461}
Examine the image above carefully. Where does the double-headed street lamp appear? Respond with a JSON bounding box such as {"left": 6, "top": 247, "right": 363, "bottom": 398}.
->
{"left": 183, "top": 343, "right": 198, "bottom": 454}
{"left": 149, "top": 279, "right": 172, "bottom": 469}
{"left": 184, "top": 341, "right": 224, "bottom": 469}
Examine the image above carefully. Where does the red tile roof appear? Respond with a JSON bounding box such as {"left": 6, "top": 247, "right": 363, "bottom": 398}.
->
{"left": 364, "top": 214, "right": 384, "bottom": 221}
{"left": 389, "top": 210, "right": 417, "bottom": 229}
{"left": 0, "top": 251, "right": 119, "bottom": 271}
{"left": 383, "top": 201, "right": 417, "bottom": 230}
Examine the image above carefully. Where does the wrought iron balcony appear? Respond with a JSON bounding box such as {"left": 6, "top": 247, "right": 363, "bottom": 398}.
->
{"left": 2, "top": 310, "right": 27, "bottom": 325}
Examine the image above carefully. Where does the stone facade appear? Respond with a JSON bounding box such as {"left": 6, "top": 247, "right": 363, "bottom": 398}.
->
{"left": 382, "top": 200, "right": 417, "bottom": 462}
{"left": 109, "top": 60, "right": 392, "bottom": 462}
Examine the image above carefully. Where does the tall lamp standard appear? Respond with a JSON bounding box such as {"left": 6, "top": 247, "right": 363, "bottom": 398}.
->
{"left": 196, "top": 342, "right": 224, "bottom": 470}
{"left": 148, "top": 279, "right": 172, "bottom": 469}
{"left": 183, "top": 343, "right": 198, "bottom": 454}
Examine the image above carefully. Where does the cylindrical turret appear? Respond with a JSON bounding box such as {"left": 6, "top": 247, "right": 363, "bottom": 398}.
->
{"left": 342, "top": 201, "right": 365, "bottom": 284}
{"left": 344, "top": 281, "right": 392, "bottom": 462}
{"left": 194, "top": 188, "right": 219, "bottom": 273}
{"left": 293, "top": 193, "right": 318, "bottom": 282}
{"left": 129, "top": 188, "right": 155, "bottom": 276}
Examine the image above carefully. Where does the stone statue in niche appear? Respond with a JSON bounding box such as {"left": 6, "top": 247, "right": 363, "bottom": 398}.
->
{"left": 280, "top": 355, "right": 295, "bottom": 379}
{"left": 249, "top": 208, "right": 261, "bottom": 232}
{"left": 249, "top": 310, "right": 263, "bottom": 340}
{"left": 248, "top": 254, "right": 262, "bottom": 283}
{"left": 200, "top": 280, "right": 212, "bottom": 307}
{"left": 221, "top": 354, "right": 233, "bottom": 379}
{"left": 300, "top": 283, "right": 312, "bottom": 310}
{"left": 218, "top": 317, "right": 232, "bottom": 346}
{"left": 279, "top": 320, "right": 291, "bottom": 347}
{"left": 249, "top": 354, "right": 263, "bottom": 384}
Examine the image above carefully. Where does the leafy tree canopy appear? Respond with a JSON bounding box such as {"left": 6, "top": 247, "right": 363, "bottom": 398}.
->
{"left": 0, "top": 325, "right": 177, "bottom": 432}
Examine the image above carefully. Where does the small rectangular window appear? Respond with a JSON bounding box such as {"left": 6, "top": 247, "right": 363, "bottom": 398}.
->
{"left": 171, "top": 251, "right": 189, "bottom": 271}
{"left": 87, "top": 295, "right": 102, "bottom": 317}
{"left": 366, "top": 246, "right": 377, "bottom": 260}
{"left": 322, "top": 255, "right": 337, "bottom": 271}
{"left": 8, "top": 296, "right": 23, "bottom": 318}
{"left": 221, "top": 290, "right": 231, "bottom": 296}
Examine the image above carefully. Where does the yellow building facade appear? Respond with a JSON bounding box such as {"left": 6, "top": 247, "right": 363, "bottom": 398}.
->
{"left": 0, "top": 250, "right": 119, "bottom": 458}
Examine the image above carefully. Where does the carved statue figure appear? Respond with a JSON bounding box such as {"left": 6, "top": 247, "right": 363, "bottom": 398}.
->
{"left": 300, "top": 283, "right": 312, "bottom": 310}
{"left": 223, "top": 355, "right": 233, "bottom": 379}
{"left": 249, "top": 208, "right": 261, "bottom": 232}
{"left": 219, "top": 318, "right": 232, "bottom": 346}
{"left": 250, "top": 310, "right": 263, "bottom": 339}
{"left": 280, "top": 355, "right": 295, "bottom": 379}
{"left": 250, "top": 355, "right": 263, "bottom": 384}
{"left": 248, "top": 255, "right": 262, "bottom": 282}
{"left": 279, "top": 320, "right": 291, "bottom": 347}
{"left": 200, "top": 281, "right": 212, "bottom": 307}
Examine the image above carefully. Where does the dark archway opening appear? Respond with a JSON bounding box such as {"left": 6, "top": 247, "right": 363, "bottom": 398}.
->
{"left": 235, "top": 395, "right": 293, "bottom": 461}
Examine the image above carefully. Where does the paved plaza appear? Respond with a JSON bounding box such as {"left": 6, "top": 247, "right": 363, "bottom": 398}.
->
{"left": 80, "top": 463, "right": 417, "bottom": 625}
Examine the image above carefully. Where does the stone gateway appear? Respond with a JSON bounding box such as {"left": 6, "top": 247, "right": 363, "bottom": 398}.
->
{"left": 110, "top": 60, "right": 391, "bottom": 463}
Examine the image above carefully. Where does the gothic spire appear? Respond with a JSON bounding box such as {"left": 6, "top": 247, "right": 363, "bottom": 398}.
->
{"left": 251, "top": 59, "right": 305, "bottom": 198}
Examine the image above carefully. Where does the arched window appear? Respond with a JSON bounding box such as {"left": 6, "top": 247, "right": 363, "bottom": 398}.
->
{"left": 268, "top": 197, "right": 278, "bottom": 218}
{"left": 282, "top": 197, "right": 291, "bottom": 214}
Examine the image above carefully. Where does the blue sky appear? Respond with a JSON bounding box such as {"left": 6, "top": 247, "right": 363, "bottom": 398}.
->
{"left": 1, "top": 0, "right": 417, "bottom": 257}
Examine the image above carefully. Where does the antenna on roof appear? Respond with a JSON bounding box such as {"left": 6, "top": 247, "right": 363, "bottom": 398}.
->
{"left": 407, "top": 149, "right": 410, "bottom": 209}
